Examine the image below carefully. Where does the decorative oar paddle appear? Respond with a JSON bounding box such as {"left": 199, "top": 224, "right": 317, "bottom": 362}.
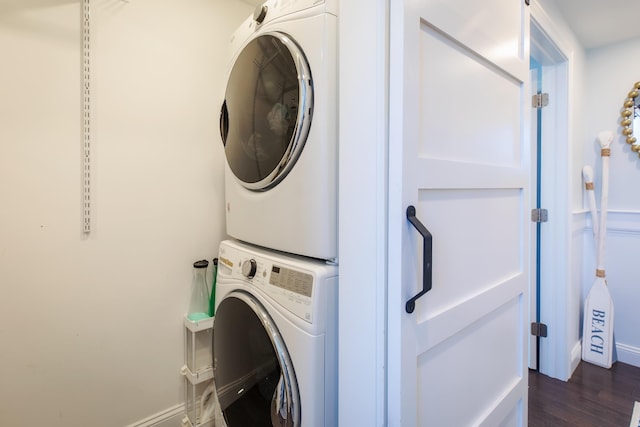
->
{"left": 582, "top": 131, "right": 615, "bottom": 368}
{"left": 582, "top": 165, "right": 599, "bottom": 249}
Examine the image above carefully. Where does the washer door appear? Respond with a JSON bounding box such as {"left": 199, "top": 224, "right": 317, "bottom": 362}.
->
{"left": 213, "top": 291, "right": 300, "bottom": 427}
{"left": 220, "top": 32, "right": 313, "bottom": 191}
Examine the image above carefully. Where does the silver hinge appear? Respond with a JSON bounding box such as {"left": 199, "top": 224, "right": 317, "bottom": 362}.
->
{"left": 532, "top": 93, "right": 549, "bottom": 109}
{"left": 531, "top": 208, "right": 548, "bottom": 223}
{"left": 531, "top": 322, "right": 548, "bottom": 337}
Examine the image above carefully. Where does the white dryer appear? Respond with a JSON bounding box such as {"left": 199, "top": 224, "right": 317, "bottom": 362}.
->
{"left": 213, "top": 239, "right": 338, "bottom": 426}
{"left": 219, "top": 0, "right": 337, "bottom": 261}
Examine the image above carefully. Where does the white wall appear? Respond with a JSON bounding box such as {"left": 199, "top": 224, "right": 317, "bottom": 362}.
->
{"left": 583, "top": 38, "right": 640, "bottom": 367}
{"left": 584, "top": 38, "right": 640, "bottom": 210}
{"left": 0, "top": 1, "right": 249, "bottom": 425}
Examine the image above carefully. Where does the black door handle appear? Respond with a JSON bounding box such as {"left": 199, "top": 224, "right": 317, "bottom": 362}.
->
{"left": 406, "top": 205, "right": 433, "bottom": 313}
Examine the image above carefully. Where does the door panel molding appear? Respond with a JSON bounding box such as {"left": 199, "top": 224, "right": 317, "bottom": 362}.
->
{"left": 415, "top": 276, "right": 525, "bottom": 354}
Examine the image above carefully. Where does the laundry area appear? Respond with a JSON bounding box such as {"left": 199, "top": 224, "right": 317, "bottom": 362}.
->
{"left": 1, "top": 0, "right": 340, "bottom": 425}
{"left": 3, "top": 0, "right": 640, "bottom": 426}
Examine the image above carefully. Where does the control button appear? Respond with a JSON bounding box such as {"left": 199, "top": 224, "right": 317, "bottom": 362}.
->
{"left": 242, "top": 258, "right": 257, "bottom": 279}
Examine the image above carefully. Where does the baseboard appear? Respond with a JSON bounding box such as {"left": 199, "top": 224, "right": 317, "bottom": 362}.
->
{"left": 617, "top": 342, "right": 640, "bottom": 368}
{"left": 570, "top": 341, "right": 582, "bottom": 377}
{"left": 126, "top": 403, "right": 184, "bottom": 427}
{"left": 575, "top": 341, "right": 640, "bottom": 369}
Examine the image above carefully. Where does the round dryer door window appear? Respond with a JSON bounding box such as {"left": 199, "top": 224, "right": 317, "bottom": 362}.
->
{"left": 220, "top": 32, "right": 313, "bottom": 191}
{"left": 213, "top": 292, "right": 300, "bottom": 426}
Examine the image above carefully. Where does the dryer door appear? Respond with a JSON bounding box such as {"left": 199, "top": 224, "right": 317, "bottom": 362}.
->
{"left": 220, "top": 32, "right": 313, "bottom": 191}
{"left": 213, "top": 291, "right": 300, "bottom": 427}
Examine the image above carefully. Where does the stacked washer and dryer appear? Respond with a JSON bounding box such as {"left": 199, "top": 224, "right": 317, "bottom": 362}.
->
{"left": 213, "top": 1, "right": 338, "bottom": 426}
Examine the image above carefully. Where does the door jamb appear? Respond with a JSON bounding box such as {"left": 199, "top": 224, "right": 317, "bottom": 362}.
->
{"left": 529, "top": 3, "right": 577, "bottom": 381}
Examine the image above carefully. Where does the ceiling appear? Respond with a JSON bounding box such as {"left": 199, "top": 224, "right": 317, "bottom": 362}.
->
{"left": 240, "top": 0, "right": 640, "bottom": 50}
{"left": 553, "top": 0, "right": 640, "bottom": 49}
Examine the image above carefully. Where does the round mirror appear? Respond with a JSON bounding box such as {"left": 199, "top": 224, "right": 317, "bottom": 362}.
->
{"left": 620, "top": 81, "right": 640, "bottom": 156}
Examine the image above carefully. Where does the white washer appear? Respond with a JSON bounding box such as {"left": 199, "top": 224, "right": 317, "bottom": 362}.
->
{"left": 213, "top": 239, "right": 338, "bottom": 426}
{"left": 220, "top": 0, "right": 337, "bottom": 261}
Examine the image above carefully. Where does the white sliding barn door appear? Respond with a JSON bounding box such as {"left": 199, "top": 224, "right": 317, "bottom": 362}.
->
{"left": 388, "top": 0, "right": 531, "bottom": 425}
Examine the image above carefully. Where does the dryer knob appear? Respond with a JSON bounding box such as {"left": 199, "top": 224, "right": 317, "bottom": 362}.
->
{"left": 242, "top": 259, "right": 257, "bottom": 279}
{"left": 253, "top": 5, "right": 268, "bottom": 24}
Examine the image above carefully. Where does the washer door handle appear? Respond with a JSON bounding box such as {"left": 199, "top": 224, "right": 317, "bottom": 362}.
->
{"left": 220, "top": 100, "right": 229, "bottom": 146}
{"left": 406, "top": 205, "right": 433, "bottom": 314}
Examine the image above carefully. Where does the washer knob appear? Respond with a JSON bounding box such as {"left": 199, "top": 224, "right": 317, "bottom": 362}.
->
{"left": 242, "top": 259, "right": 257, "bottom": 279}
{"left": 253, "top": 5, "right": 268, "bottom": 24}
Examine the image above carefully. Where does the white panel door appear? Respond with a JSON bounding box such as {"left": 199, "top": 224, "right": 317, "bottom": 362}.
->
{"left": 388, "top": 0, "right": 531, "bottom": 425}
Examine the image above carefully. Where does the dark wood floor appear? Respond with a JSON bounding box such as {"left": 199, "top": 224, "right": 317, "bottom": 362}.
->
{"left": 529, "top": 361, "right": 640, "bottom": 426}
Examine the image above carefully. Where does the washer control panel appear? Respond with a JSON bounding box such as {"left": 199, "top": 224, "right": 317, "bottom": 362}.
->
{"left": 269, "top": 265, "right": 313, "bottom": 298}
{"left": 218, "top": 244, "right": 316, "bottom": 323}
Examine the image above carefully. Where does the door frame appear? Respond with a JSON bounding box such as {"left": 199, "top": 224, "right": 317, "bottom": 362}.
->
{"left": 337, "top": 0, "right": 388, "bottom": 425}
{"left": 529, "top": 2, "right": 580, "bottom": 381}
